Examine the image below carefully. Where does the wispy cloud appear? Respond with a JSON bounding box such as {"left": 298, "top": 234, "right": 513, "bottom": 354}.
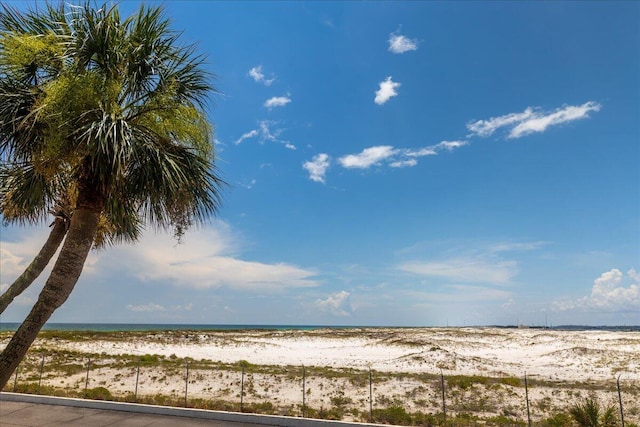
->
{"left": 339, "top": 145, "right": 396, "bottom": 169}
{"left": 337, "top": 140, "right": 467, "bottom": 171}
{"left": 306, "top": 100, "right": 600, "bottom": 182}
{"left": 467, "top": 101, "right": 602, "bottom": 139}
{"left": 390, "top": 159, "right": 417, "bottom": 168}
{"left": 248, "top": 65, "right": 275, "bottom": 86}
{"left": 235, "top": 121, "right": 295, "bottom": 150}
{"left": 388, "top": 29, "right": 418, "bottom": 54}
{"left": 553, "top": 268, "right": 639, "bottom": 313}
{"left": 126, "top": 302, "right": 166, "bottom": 312}
{"left": 126, "top": 302, "right": 193, "bottom": 313}
{"left": 239, "top": 179, "right": 257, "bottom": 190}
{"left": 509, "top": 102, "right": 601, "bottom": 138}
{"left": 264, "top": 95, "right": 292, "bottom": 109}
{"left": 108, "top": 225, "right": 319, "bottom": 291}
{"left": 315, "top": 291, "right": 352, "bottom": 316}
{"left": 434, "top": 140, "right": 468, "bottom": 151}
{"left": 399, "top": 258, "right": 519, "bottom": 284}
{"left": 375, "top": 77, "right": 401, "bottom": 105}
{"left": 303, "top": 153, "right": 331, "bottom": 183}
{"left": 396, "top": 240, "right": 545, "bottom": 285}
{"left": 235, "top": 129, "right": 259, "bottom": 145}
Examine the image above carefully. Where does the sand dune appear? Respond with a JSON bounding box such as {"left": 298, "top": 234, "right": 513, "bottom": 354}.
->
{"left": 3, "top": 327, "right": 639, "bottom": 424}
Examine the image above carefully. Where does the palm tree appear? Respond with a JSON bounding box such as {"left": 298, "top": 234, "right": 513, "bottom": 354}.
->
{"left": 0, "top": 2, "right": 223, "bottom": 388}
{"left": 0, "top": 170, "right": 141, "bottom": 315}
{"left": 0, "top": 181, "right": 71, "bottom": 315}
{"left": 569, "top": 397, "right": 619, "bottom": 427}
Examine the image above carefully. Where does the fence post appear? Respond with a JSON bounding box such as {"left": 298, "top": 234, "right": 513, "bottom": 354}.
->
{"left": 440, "top": 369, "right": 447, "bottom": 426}
{"left": 524, "top": 372, "right": 531, "bottom": 427}
{"left": 134, "top": 360, "right": 140, "bottom": 402}
{"left": 369, "top": 367, "right": 373, "bottom": 422}
{"left": 184, "top": 361, "right": 190, "bottom": 407}
{"left": 84, "top": 357, "right": 91, "bottom": 397}
{"left": 13, "top": 365, "right": 19, "bottom": 392}
{"left": 240, "top": 365, "right": 245, "bottom": 412}
{"left": 302, "top": 365, "right": 306, "bottom": 417}
{"left": 617, "top": 374, "right": 625, "bottom": 427}
{"left": 37, "top": 354, "right": 45, "bottom": 394}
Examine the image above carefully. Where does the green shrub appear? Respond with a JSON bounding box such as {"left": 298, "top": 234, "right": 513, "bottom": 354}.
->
{"left": 447, "top": 375, "right": 488, "bottom": 389}
{"left": 139, "top": 354, "right": 159, "bottom": 363}
{"left": 373, "top": 406, "right": 412, "bottom": 425}
{"left": 499, "top": 376, "right": 521, "bottom": 387}
{"left": 84, "top": 386, "right": 113, "bottom": 401}
{"left": 540, "top": 412, "right": 574, "bottom": 427}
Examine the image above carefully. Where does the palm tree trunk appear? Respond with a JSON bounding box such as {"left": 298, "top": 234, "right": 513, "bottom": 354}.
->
{"left": 0, "top": 206, "right": 101, "bottom": 389}
{"left": 0, "top": 218, "right": 68, "bottom": 315}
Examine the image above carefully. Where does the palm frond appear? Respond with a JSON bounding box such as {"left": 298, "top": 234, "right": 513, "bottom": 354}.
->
{"left": 1, "top": 1, "right": 224, "bottom": 241}
{"left": 0, "top": 162, "right": 64, "bottom": 224}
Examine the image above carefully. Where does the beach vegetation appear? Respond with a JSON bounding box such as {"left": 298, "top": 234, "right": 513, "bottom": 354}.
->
{"left": 499, "top": 376, "right": 522, "bottom": 387}
{"left": 569, "top": 397, "right": 618, "bottom": 427}
{"left": 84, "top": 386, "right": 113, "bottom": 401}
{"left": 447, "top": 374, "right": 489, "bottom": 389}
{"left": 139, "top": 354, "right": 160, "bottom": 364}
{"left": 540, "top": 412, "right": 574, "bottom": 427}
{"left": 373, "top": 406, "right": 412, "bottom": 424}
{"left": 2, "top": 330, "right": 639, "bottom": 426}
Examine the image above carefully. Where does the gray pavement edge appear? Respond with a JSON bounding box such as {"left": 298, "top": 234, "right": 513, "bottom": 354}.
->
{"left": 0, "top": 392, "right": 388, "bottom": 427}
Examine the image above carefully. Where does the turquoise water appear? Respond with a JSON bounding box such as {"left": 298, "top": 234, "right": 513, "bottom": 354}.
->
{"left": 0, "top": 323, "right": 365, "bottom": 332}
{"left": 1, "top": 323, "right": 637, "bottom": 332}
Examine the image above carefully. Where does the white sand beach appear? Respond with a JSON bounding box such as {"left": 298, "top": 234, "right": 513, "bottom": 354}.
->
{"left": 58, "top": 327, "right": 640, "bottom": 381}
{"left": 3, "top": 327, "right": 639, "bottom": 424}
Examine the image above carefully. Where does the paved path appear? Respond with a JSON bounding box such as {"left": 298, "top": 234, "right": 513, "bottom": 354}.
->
{"left": 0, "top": 400, "right": 262, "bottom": 427}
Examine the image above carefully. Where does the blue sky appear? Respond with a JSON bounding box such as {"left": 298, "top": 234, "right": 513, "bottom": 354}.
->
{"left": 1, "top": 1, "right": 639, "bottom": 326}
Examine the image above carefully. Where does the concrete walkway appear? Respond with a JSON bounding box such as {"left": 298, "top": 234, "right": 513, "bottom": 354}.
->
{"left": 0, "top": 393, "right": 387, "bottom": 427}
{"left": 0, "top": 400, "right": 262, "bottom": 426}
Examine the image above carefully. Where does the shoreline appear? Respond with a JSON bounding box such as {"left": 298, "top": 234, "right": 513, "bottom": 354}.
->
{"left": 2, "top": 322, "right": 639, "bottom": 333}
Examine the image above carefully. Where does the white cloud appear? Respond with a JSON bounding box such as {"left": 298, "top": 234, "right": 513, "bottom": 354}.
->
{"left": 0, "top": 247, "right": 25, "bottom": 284}
{"left": 489, "top": 241, "right": 548, "bottom": 253}
{"left": 126, "top": 302, "right": 166, "bottom": 312}
{"left": 374, "top": 77, "right": 401, "bottom": 105}
{"left": 234, "top": 129, "right": 259, "bottom": 145}
{"left": 467, "top": 109, "right": 535, "bottom": 138}
{"left": 315, "top": 291, "right": 352, "bottom": 316}
{"left": 126, "top": 302, "right": 194, "bottom": 312}
{"left": 239, "top": 179, "right": 257, "bottom": 190}
{"left": 435, "top": 140, "right": 468, "bottom": 151}
{"left": 399, "top": 258, "right": 519, "bottom": 284}
{"left": 110, "top": 225, "right": 319, "bottom": 291}
{"left": 264, "top": 95, "right": 292, "bottom": 109}
{"left": 553, "top": 269, "right": 639, "bottom": 312}
{"left": 404, "top": 147, "right": 437, "bottom": 157}
{"left": 338, "top": 140, "right": 467, "bottom": 171}
{"left": 235, "top": 121, "right": 295, "bottom": 149}
{"left": 509, "top": 101, "right": 602, "bottom": 138}
{"left": 390, "top": 159, "right": 417, "bottom": 168}
{"left": 303, "top": 153, "right": 331, "bottom": 183}
{"left": 248, "top": 65, "right": 275, "bottom": 86}
{"left": 339, "top": 145, "right": 397, "bottom": 169}
{"left": 388, "top": 30, "right": 418, "bottom": 54}
{"left": 0, "top": 229, "right": 66, "bottom": 292}
{"left": 467, "top": 101, "right": 601, "bottom": 139}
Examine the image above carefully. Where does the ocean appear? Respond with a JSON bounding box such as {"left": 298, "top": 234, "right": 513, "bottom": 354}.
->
{"left": 0, "top": 322, "right": 637, "bottom": 332}
{"left": 0, "top": 323, "right": 364, "bottom": 332}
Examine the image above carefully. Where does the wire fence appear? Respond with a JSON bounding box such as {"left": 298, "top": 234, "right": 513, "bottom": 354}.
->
{"left": 5, "top": 351, "right": 640, "bottom": 426}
